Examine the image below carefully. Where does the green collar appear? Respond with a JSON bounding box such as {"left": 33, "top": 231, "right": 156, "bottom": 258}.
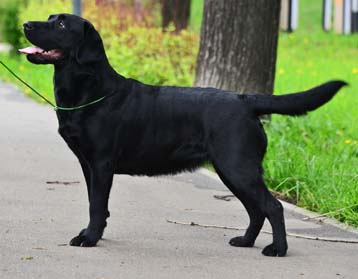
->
{"left": 1, "top": 61, "right": 108, "bottom": 111}
{"left": 54, "top": 95, "right": 107, "bottom": 111}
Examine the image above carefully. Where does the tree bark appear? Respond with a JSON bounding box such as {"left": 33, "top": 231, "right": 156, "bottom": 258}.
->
{"left": 162, "top": 0, "right": 191, "bottom": 33}
{"left": 194, "top": 0, "right": 281, "bottom": 95}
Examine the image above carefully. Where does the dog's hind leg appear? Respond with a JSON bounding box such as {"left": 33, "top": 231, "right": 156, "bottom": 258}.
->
{"left": 214, "top": 161, "right": 287, "bottom": 256}
{"left": 215, "top": 168, "right": 265, "bottom": 247}
{"left": 209, "top": 121, "right": 288, "bottom": 256}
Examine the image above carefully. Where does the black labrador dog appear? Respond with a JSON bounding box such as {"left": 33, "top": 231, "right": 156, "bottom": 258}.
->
{"left": 20, "top": 14, "right": 346, "bottom": 257}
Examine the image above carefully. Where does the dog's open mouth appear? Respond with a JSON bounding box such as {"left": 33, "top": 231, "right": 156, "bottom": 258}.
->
{"left": 18, "top": 46, "right": 64, "bottom": 61}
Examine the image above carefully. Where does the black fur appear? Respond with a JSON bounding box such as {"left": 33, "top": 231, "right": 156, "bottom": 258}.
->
{"left": 22, "top": 14, "right": 347, "bottom": 256}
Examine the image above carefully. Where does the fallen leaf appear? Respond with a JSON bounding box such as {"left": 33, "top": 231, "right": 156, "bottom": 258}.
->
{"left": 21, "top": 256, "right": 33, "bottom": 261}
{"left": 32, "top": 247, "right": 47, "bottom": 250}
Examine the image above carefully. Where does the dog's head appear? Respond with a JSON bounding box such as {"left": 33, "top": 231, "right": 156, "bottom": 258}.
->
{"left": 20, "top": 14, "right": 105, "bottom": 65}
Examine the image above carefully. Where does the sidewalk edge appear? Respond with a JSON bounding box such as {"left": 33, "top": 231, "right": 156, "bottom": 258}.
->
{"left": 198, "top": 168, "right": 358, "bottom": 235}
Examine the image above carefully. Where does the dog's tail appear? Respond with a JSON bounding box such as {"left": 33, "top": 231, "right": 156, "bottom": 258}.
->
{"left": 247, "top": 80, "right": 348, "bottom": 116}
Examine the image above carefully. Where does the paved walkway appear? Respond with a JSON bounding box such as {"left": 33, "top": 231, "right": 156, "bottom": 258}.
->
{"left": 0, "top": 42, "right": 11, "bottom": 53}
{"left": 0, "top": 80, "right": 357, "bottom": 279}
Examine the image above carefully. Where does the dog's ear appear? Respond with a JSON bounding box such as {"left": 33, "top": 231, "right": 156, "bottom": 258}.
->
{"left": 75, "top": 21, "right": 104, "bottom": 65}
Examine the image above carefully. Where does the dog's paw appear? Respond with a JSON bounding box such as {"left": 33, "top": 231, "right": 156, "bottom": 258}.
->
{"left": 229, "top": 236, "right": 254, "bottom": 247}
{"left": 69, "top": 228, "right": 101, "bottom": 247}
{"left": 262, "top": 243, "right": 287, "bottom": 257}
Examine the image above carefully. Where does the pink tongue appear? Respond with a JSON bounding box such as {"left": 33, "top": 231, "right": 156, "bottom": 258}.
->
{"left": 18, "top": 46, "right": 44, "bottom": 54}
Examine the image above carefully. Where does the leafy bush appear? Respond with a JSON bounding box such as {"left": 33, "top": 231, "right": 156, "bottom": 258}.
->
{"left": 2, "top": 2, "right": 22, "bottom": 55}
{"left": 105, "top": 27, "right": 198, "bottom": 86}
{"left": 19, "top": 0, "right": 71, "bottom": 23}
{"left": 82, "top": 1, "right": 198, "bottom": 86}
{"left": 17, "top": 0, "right": 198, "bottom": 86}
{"left": 83, "top": 0, "right": 160, "bottom": 30}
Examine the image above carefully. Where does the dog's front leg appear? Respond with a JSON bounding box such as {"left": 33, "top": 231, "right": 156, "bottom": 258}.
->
{"left": 70, "top": 162, "right": 114, "bottom": 247}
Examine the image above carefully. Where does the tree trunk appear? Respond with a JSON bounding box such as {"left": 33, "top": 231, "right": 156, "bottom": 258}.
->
{"left": 194, "top": 0, "right": 281, "bottom": 95}
{"left": 162, "top": 0, "right": 191, "bottom": 33}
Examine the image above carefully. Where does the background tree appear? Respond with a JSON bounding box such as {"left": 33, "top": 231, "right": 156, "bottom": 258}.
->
{"left": 195, "top": 0, "right": 281, "bottom": 95}
{"left": 162, "top": 0, "right": 191, "bottom": 33}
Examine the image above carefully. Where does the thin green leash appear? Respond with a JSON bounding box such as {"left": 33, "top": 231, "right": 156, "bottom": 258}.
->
{"left": 0, "top": 61, "right": 107, "bottom": 111}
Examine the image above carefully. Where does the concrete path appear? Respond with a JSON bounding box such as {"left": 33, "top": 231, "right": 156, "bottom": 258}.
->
{"left": 0, "top": 42, "right": 12, "bottom": 53}
{"left": 0, "top": 80, "right": 357, "bottom": 279}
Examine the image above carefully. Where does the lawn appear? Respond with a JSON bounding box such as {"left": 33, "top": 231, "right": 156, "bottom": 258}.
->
{"left": 0, "top": 0, "right": 357, "bottom": 226}
{"left": 266, "top": 0, "right": 358, "bottom": 226}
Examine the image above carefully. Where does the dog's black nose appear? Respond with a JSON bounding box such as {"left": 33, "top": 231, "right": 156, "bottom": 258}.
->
{"left": 23, "top": 22, "right": 34, "bottom": 31}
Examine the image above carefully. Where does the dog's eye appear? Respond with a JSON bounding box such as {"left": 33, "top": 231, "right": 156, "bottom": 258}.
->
{"left": 58, "top": 20, "right": 65, "bottom": 29}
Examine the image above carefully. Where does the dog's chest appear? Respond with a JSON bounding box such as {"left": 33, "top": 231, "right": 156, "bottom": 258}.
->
{"left": 57, "top": 114, "right": 83, "bottom": 153}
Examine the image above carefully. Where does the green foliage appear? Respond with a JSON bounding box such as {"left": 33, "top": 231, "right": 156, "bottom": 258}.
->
{"left": 15, "top": 0, "right": 198, "bottom": 86}
{"left": 81, "top": 1, "right": 198, "bottom": 86}
{"left": 2, "top": 2, "right": 22, "bottom": 55}
{"left": 0, "top": 0, "right": 17, "bottom": 41}
{"left": 105, "top": 27, "right": 198, "bottom": 86}
{"left": 18, "top": 0, "right": 71, "bottom": 22}
{"left": 0, "top": 53, "right": 54, "bottom": 103}
{"left": 265, "top": 0, "right": 358, "bottom": 226}
{"left": 189, "top": 0, "right": 204, "bottom": 32}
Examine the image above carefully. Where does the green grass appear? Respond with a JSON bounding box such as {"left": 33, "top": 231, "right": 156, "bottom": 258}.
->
{"left": 266, "top": 0, "right": 358, "bottom": 226}
{"left": 0, "top": 54, "right": 54, "bottom": 104}
{"left": 189, "top": 0, "right": 204, "bottom": 32}
{"left": 0, "top": 0, "right": 357, "bottom": 226}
